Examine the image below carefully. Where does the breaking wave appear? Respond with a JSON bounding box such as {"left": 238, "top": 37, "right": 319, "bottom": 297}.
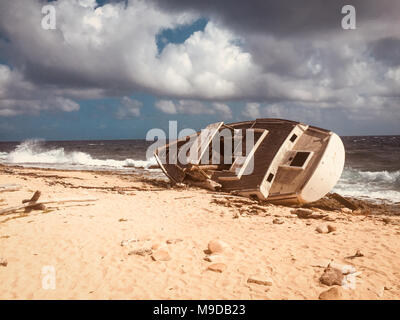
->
{"left": 333, "top": 167, "right": 400, "bottom": 203}
{"left": 0, "top": 139, "right": 157, "bottom": 171}
{"left": 1, "top": 139, "right": 400, "bottom": 203}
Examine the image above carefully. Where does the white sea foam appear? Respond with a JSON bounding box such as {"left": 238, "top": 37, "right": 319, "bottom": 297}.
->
{"left": 333, "top": 167, "right": 400, "bottom": 203}
{"left": 0, "top": 139, "right": 157, "bottom": 171}
{"left": 2, "top": 140, "right": 400, "bottom": 203}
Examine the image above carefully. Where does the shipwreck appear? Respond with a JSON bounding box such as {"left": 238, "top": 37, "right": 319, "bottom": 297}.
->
{"left": 154, "top": 118, "right": 345, "bottom": 204}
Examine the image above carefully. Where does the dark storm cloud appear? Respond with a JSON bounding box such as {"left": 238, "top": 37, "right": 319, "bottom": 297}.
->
{"left": 151, "top": 0, "right": 399, "bottom": 37}
{"left": 0, "top": 0, "right": 399, "bottom": 133}
{"left": 369, "top": 37, "right": 400, "bottom": 67}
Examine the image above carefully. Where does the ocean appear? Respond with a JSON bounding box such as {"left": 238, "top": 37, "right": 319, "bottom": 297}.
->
{"left": 1, "top": 136, "right": 399, "bottom": 203}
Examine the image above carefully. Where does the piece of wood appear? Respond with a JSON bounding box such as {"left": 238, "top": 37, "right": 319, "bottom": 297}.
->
{"left": 25, "top": 203, "right": 46, "bottom": 213}
{"left": 331, "top": 193, "right": 358, "bottom": 210}
{"left": 0, "top": 198, "right": 98, "bottom": 216}
{"left": 192, "top": 164, "right": 219, "bottom": 171}
{"left": 187, "top": 165, "right": 211, "bottom": 181}
{"left": 174, "top": 196, "right": 194, "bottom": 200}
{"left": 186, "top": 179, "right": 221, "bottom": 191}
{"left": 0, "top": 184, "right": 21, "bottom": 193}
{"left": 212, "top": 194, "right": 257, "bottom": 201}
{"left": 22, "top": 190, "right": 41, "bottom": 203}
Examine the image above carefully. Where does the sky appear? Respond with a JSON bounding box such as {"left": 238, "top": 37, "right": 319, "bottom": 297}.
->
{"left": 0, "top": 0, "right": 399, "bottom": 141}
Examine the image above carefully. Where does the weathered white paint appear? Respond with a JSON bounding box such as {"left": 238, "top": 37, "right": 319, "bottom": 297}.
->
{"left": 299, "top": 133, "right": 345, "bottom": 203}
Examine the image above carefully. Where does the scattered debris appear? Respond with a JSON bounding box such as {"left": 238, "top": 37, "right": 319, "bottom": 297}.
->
{"left": 128, "top": 248, "right": 152, "bottom": 256}
{"left": 247, "top": 275, "right": 273, "bottom": 286}
{"left": 211, "top": 195, "right": 259, "bottom": 209}
{"left": 292, "top": 208, "right": 328, "bottom": 220}
{"left": 330, "top": 193, "right": 358, "bottom": 211}
{"left": 204, "top": 254, "right": 223, "bottom": 263}
{"left": 120, "top": 238, "right": 138, "bottom": 246}
{"left": 0, "top": 258, "right": 7, "bottom": 267}
{"left": 292, "top": 208, "right": 313, "bottom": 218}
{"left": 346, "top": 250, "right": 364, "bottom": 260}
{"left": 174, "top": 196, "right": 194, "bottom": 200}
{"left": 22, "top": 191, "right": 42, "bottom": 204}
{"left": 0, "top": 184, "right": 21, "bottom": 193}
{"left": 0, "top": 191, "right": 98, "bottom": 216}
{"left": 272, "top": 218, "right": 284, "bottom": 224}
{"left": 187, "top": 179, "right": 221, "bottom": 191}
{"left": 166, "top": 239, "right": 183, "bottom": 244}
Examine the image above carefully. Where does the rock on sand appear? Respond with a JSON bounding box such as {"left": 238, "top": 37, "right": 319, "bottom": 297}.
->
{"left": 319, "top": 286, "right": 342, "bottom": 300}
{"left": 0, "top": 258, "right": 7, "bottom": 267}
{"left": 319, "top": 267, "right": 344, "bottom": 286}
{"left": 208, "top": 240, "right": 229, "bottom": 254}
{"left": 207, "top": 263, "right": 227, "bottom": 273}
{"left": 151, "top": 249, "right": 171, "bottom": 261}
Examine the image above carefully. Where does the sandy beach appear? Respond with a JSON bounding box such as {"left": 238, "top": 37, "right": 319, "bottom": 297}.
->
{"left": 1, "top": 164, "right": 400, "bottom": 300}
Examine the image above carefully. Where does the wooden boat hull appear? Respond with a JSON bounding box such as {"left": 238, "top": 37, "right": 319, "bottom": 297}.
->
{"left": 154, "top": 118, "right": 345, "bottom": 204}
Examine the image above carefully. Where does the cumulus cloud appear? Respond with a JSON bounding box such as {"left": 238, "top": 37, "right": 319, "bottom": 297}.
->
{"left": 242, "top": 103, "right": 261, "bottom": 119}
{"left": 154, "top": 100, "right": 177, "bottom": 114}
{"left": 0, "top": 65, "right": 80, "bottom": 116}
{"left": 115, "top": 96, "right": 142, "bottom": 119}
{"left": 212, "top": 103, "right": 232, "bottom": 119}
{"left": 155, "top": 99, "right": 233, "bottom": 118}
{"left": 0, "top": 0, "right": 399, "bottom": 125}
{"left": 155, "top": 100, "right": 212, "bottom": 115}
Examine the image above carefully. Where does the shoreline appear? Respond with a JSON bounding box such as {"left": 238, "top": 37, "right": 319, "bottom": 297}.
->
{"left": 1, "top": 163, "right": 400, "bottom": 210}
{"left": 1, "top": 165, "right": 400, "bottom": 299}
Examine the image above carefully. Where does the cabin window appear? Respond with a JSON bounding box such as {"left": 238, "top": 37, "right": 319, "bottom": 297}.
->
{"left": 266, "top": 173, "right": 274, "bottom": 182}
{"left": 290, "top": 134, "right": 297, "bottom": 142}
{"left": 290, "top": 152, "right": 310, "bottom": 167}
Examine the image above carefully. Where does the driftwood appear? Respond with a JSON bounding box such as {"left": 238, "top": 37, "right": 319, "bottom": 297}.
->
{"left": 21, "top": 191, "right": 44, "bottom": 213}
{"left": 0, "top": 197, "right": 98, "bottom": 216}
{"left": 174, "top": 196, "right": 195, "bottom": 200}
{"left": 331, "top": 193, "right": 358, "bottom": 210}
{"left": 54, "top": 181, "right": 164, "bottom": 192}
{"left": 22, "top": 190, "right": 42, "bottom": 203}
{"left": 186, "top": 179, "right": 221, "bottom": 191}
{"left": 0, "top": 184, "right": 21, "bottom": 193}
{"left": 212, "top": 194, "right": 258, "bottom": 204}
